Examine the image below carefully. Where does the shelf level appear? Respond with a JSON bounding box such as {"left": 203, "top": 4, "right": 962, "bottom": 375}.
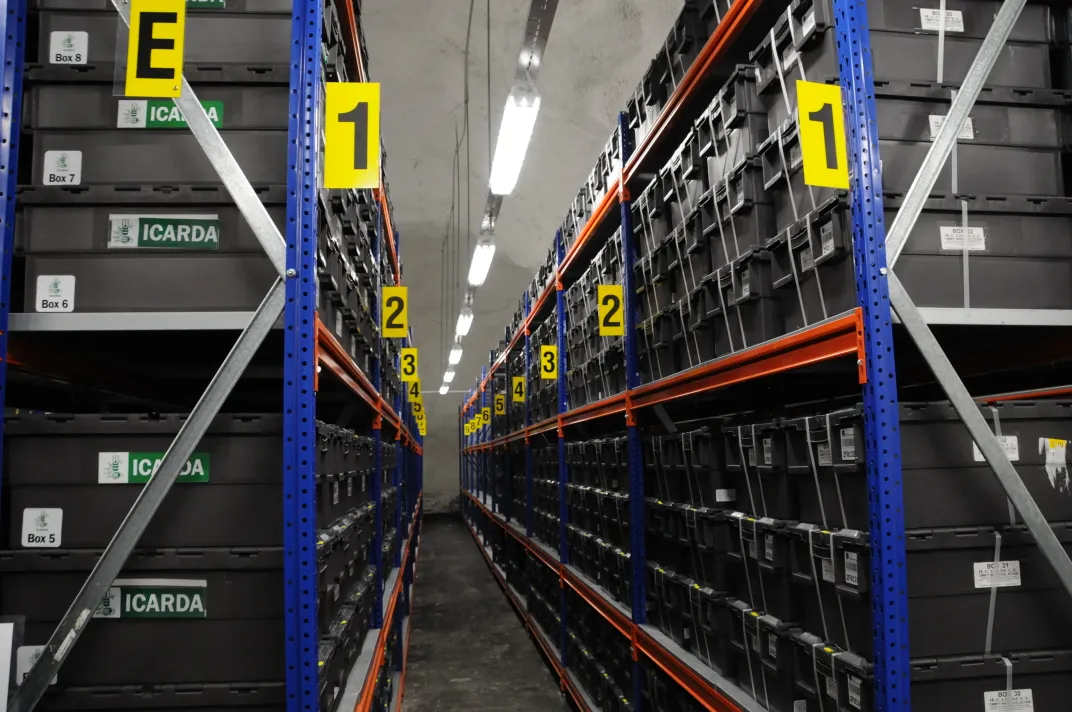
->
{"left": 463, "top": 309, "right": 863, "bottom": 451}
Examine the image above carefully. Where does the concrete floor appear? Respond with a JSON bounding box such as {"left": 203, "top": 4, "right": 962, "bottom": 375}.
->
{"left": 402, "top": 516, "right": 569, "bottom": 712}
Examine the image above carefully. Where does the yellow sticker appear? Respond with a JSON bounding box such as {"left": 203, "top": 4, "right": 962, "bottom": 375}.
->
{"left": 324, "top": 82, "right": 381, "bottom": 189}
{"left": 381, "top": 286, "right": 408, "bottom": 338}
{"left": 126, "top": 0, "right": 186, "bottom": 98}
{"left": 540, "top": 345, "right": 558, "bottom": 381}
{"left": 495, "top": 394, "right": 505, "bottom": 415}
{"left": 597, "top": 284, "right": 625, "bottom": 337}
{"left": 512, "top": 376, "right": 526, "bottom": 403}
{"left": 400, "top": 348, "right": 418, "bottom": 382}
{"left": 797, "top": 80, "right": 850, "bottom": 189}
{"left": 481, "top": 407, "right": 491, "bottom": 426}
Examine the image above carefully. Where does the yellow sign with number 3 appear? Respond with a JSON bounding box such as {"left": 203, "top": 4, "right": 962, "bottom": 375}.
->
{"left": 797, "top": 80, "right": 849, "bottom": 190}
{"left": 540, "top": 345, "right": 558, "bottom": 381}
{"left": 400, "top": 348, "right": 418, "bottom": 382}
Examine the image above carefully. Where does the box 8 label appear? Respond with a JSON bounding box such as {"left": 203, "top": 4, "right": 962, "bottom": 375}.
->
{"left": 49, "top": 31, "right": 88, "bottom": 64}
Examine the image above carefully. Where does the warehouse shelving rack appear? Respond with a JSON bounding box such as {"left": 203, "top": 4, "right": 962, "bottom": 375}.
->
{"left": 460, "top": 1, "right": 1072, "bottom": 711}
{"left": 0, "top": 2, "right": 423, "bottom": 712}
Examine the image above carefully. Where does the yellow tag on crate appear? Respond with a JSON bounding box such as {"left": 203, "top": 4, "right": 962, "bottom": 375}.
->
{"left": 796, "top": 80, "right": 850, "bottom": 189}
{"left": 540, "top": 345, "right": 558, "bottom": 381}
{"left": 400, "top": 348, "right": 418, "bottom": 382}
{"left": 495, "top": 394, "right": 505, "bottom": 415}
{"left": 512, "top": 376, "right": 525, "bottom": 402}
{"left": 126, "top": 0, "right": 187, "bottom": 98}
{"left": 381, "top": 286, "right": 408, "bottom": 338}
{"left": 597, "top": 284, "right": 625, "bottom": 337}
{"left": 324, "top": 82, "right": 381, "bottom": 189}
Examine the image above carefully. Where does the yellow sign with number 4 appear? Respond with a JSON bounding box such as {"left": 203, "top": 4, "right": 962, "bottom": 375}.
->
{"left": 797, "top": 80, "right": 849, "bottom": 190}
{"left": 512, "top": 376, "right": 525, "bottom": 402}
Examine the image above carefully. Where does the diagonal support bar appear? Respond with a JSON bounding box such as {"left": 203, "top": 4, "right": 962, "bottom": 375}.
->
{"left": 888, "top": 273, "right": 1072, "bottom": 598}
{"left": 9, "top": 278, "right": 286, "bottom": 712}
{"left": 109, "top": 0, "right": 287, "bottom": 277}
{"left": 885, "top": 0, "right": 1026, "bottom": 268}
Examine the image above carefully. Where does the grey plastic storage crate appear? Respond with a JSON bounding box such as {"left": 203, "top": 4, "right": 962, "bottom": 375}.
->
{"left": 785, "top": 400, "right": 1072, "bottom": 530}
{"left": 33, "top": 4, "right": 293, "bottom": 68}
{"left": 24, "top": 84, "right": 290, "bottom": 131}
{"left": 0, "top": 548, "right": 282, "bottom": 690}
{"left": 4, "top": 413, "right": 282, "bottom": 549}
{"left": 32, "top": 130, "right": 287, "bottom": 186}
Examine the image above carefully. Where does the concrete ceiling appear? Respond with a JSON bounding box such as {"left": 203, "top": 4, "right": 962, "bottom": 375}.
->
{"left": 363, "top": 0, "right": 682, "bottom": 511}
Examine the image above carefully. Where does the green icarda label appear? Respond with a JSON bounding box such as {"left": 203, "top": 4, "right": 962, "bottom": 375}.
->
{"left": 95, "top": 579, "right": 207, "bottom": 619}
{"left": 117, "top": 100, "right": 223, "bottom": 129}
{"left": 98, "top": 452, "right": 210, "bottom": 483}
{"left": 188, "top": 0, "right": 226, "bottom": 8}
{"left": 108, "top": 215, "right": 220, "bottom": 250}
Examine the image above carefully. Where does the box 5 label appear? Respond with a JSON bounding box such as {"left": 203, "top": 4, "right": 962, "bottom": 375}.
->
{"left": 21, "top": 508, "right": 62, "bottom": 548}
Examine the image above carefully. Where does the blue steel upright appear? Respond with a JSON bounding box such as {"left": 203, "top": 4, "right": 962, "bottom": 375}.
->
{"left": 554, "top": 229, "right": 570, "bottom": 666}
{"left": 370, "top": 203, "right": 385, "bottom": 628}
{"left": 282, "top": 0, "right": 322, "bottom": 708}
{"left": 833, "top": 3, "right": 910, "bottom": 711}
{"left": 523, "top": 291, "right": 535, "bottom": 537}
{"left": 0, "top": 0, "right": 26, "bottom": 514}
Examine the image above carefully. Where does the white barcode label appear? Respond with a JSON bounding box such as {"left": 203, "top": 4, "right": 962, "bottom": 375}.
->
{"left": 984, "top": 689, "right": 1034, "bottom": 712}
{"left": 332, "top": 481, "right": 339, "bottom": 505}
{"left": 748, "top": 540, "right": 758, "bottom": 559}
{"left": 845, "top": 551, "right": 859, "bottom": 586}
{"left": 920, "top": 8, "right": 965, "bottom": 32}
{"left": 769, "top": 633, "right": 779, "bottom": 658}
{"left": 716, "top": 488, "right": 736, "bottom": 503}
{"left": 347, "top": 477, "right": 353, "bottom": 498}
{"left": 826, "top": 675, "right": 838, "bottom": 701}
{"left": 802, "top": 11, "right": 816, "bottom": 36}
{"left": 801, "top": 245, "right": 815, "bottom": 272}
{"left": 335, "top": 309, "right": 343, "bottom": 337}
{"left": 782, "top": 47, "right": 798, "bottom": 71}
{"left": 817, "top": 442, "right": 832, "bottom": 467}
{"left": 929, "top": 114, "right": 975, "bottom": 141}
{"left": 821, "top": 558, "right": 836, "bottom": 583}
{"left": 794, "top": 701, "right": 807, "bottom": 712}
{"left": 940, "top": 225, "right": 986, "bottom": 251}
{"left": 974, "top": 560, "right": 1022, "bottom": 588}
{"left": 848, "top": 676, "right": 863, "bottom": 709}
{"left": 841, "top": 428, "right": 856, "bottom": 460}
{"left": 748, "top": 448, "right": 757, "bottom": 466}
{"left": 765, "top": 534, "right": 775, "bottom": 562}
{"left": 741, "top": 271, "right": 751, "bottom": 298}
{"left": 763, "top": 437, "right": 773, "bottom": 465}
{"left": 973, "top": 435, "right": 1019, "bottom": 462}
{"left": 820, "top": 223, "right": 835, "bottom": 256}
{"left": 750, "top": 632, "right": 760, "bottom": 652}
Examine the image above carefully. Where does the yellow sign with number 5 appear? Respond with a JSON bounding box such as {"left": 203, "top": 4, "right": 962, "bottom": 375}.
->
{"left": 495, "top": 394, "right": 505, "bottom": 415}
{"left": 797, "top": 80, "right": 849, "bottom": 190}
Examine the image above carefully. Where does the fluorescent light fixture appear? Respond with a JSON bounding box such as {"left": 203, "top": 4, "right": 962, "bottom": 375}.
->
{"left": 448, "top": 337, "right": 463, "bottom": 366}
{"left": 456, "top": 293, "right": 475, "bottom": 336}
{"left": 467, "top": 236, "right": 496, "bottom": 287}
{"left": 489, "top": 83, "right": 541, "bottom": 195}
{"left": 439, "top": 385, "right": 449, "bottom": 395}
{"left": 444, "top": 368, "right": 455, "bottom": 383}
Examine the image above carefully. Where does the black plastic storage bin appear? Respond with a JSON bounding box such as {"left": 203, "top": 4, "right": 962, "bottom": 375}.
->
{"left": 702, "top": 157, "right": 776, "bottom": 274}
{"left": 713, "top": 249, "right": 784, "bottom": 357}
{"left": 723, "top": 419, "right": 795, "bottom": 520}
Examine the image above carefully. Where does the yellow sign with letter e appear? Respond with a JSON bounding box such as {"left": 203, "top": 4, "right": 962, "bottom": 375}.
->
{"left": 796, "top": 80, "right": 849, "bottom": 190}
{"left": 126, "top": 0, "right": 187, "bottom": 98}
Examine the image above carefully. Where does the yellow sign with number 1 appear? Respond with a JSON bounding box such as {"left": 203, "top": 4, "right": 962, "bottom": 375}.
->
{"left": 381, "top": 286, "right": 408, "bottom": 338}
{"left": 797, "top": 80, "right": 849, "bottom": 190}
{"left": 325, "top": 82, "right": 381, "bottom": 189}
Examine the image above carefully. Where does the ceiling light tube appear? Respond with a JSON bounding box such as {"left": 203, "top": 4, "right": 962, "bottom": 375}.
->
{"left": 439, "top": 385, "right": 449, "bottom": 395}
{"left": 467, "top": 235, "right": 496, "bottom": 287}
{"left": 444, "top": 369, "right": 455, "bottom": 383}
{"left": 489, "top": 82, "right": 541, "bottom": 196}
{"left": 448, "top": 337, "right": 463, "bottom": 366}
{"left": 456, "top": 292, "right": 475, "bottom": 336}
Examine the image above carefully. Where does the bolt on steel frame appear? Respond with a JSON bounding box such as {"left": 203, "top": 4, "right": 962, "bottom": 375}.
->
{"left": 460, "top": 1, "right": 1072, "bottom": 710}
{"left": 3, "top": 1, "right": 422, "bottom": 711}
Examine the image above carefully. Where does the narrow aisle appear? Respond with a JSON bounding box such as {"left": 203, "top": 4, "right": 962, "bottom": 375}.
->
{"left": 403, "top": 516, "right": 569, "bottom": 712}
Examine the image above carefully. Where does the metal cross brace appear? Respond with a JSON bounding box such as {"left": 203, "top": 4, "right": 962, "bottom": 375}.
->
{"left": 872, "top": 0, "right": 1072, "bottom": 599}
{"left": 10, "top": 0, "right": 298, "bottom": 707}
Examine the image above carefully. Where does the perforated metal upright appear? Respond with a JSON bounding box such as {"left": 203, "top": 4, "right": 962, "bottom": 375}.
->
{"left": 833, "top": 2, "right": 911, "bottom": 710}
{"left": 370, "top": 198, "right": 386, "bottom": 629}
{"left": 0, "top": 0, "right": 25, "bottom": 514}
{"left": 282, "top": 0, "right": 324, "bottom": 709}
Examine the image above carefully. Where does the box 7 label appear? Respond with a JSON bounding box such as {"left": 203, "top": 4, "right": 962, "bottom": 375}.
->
{"left": 108, "top": 214, "right": 220, "bottom": 250}
{"left": 94, "top": 579, "right": 207, "bottom": 619}
{"left": 98, "top": 452, "right": 210, "bottom": 483}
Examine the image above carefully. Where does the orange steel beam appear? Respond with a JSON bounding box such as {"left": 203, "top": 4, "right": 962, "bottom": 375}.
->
{"left": 560, "top": 179, "right": 620, "bottom": 277}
